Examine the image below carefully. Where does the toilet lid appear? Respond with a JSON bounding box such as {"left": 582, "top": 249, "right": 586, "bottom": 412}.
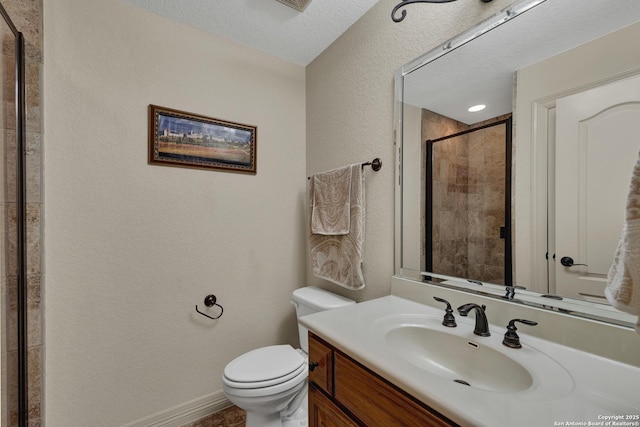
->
{"left": 224, "top": 345, "right": 305, "bottom": 383}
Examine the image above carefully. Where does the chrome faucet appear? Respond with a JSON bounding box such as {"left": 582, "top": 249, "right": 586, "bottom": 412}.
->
{"left": 457, "top": 303, "right": 490, "bottom": 337}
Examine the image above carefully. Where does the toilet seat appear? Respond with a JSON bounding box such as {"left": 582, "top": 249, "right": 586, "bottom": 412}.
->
{"left": 224, "top": 363, "right": 307, "bottom": 389}
{"left": 223, "top": 345, "right": 306, "bottom": 389}
{"left": 223, "top": 366, "right": 307, "bottom": 398}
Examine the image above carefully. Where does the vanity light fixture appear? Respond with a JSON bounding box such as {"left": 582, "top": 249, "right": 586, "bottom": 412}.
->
{"left": 392, "top": 0, "right": 493, "bottom": 22}
{"left": 468, "top": 104, "right": 486, "bottom": 112}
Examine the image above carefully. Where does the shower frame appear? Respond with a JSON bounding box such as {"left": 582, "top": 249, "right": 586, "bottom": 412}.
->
{"left": 0, "top": 2, "right": 27, "bottom": 426}
{"left": 424, "top": 117, "right": 513, "bottom": 286}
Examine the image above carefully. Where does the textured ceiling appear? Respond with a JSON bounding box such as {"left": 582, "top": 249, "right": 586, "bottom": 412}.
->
{"left": 122, "top": 0, "right": 381, "bottom": 66}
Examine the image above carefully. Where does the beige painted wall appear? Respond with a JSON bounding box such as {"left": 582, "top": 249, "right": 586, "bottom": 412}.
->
{"left": 401, "top": 103, "right": 422, "bottom": 271}
{"left": 41, "top": 0, "right": 524, "bottom": 424}
{"left": 305, "top": 0, "right": 514, "bottom": 302}
{"left": 43, "top": 0, "right": 305, "bottom": 425}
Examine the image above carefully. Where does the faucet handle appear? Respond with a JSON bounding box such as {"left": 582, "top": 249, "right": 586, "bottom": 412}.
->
{"left": 433, "top": 297, "right": 456, "bottom": 327}
{"left": 503, "top": 318, "right": 538, "bottom": 349}
{"left": 504, "top": 285, "right": 526, "bottom": 300}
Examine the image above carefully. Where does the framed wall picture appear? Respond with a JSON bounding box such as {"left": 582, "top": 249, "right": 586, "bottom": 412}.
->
{"left": 148, "top": 105, "right": 257, "bottom": 174}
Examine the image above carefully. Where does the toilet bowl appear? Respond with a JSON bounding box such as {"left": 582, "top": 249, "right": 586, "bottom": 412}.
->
{"left": 222, "top": 287, "right": 355, "bottom": 427}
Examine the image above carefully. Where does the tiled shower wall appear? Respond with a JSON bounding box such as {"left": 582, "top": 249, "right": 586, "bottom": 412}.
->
{"left": 1, "top": 0, "right": 43, "bottom": 426}
{"left": 467, "top": 124, "right": 507, "bottom": 284}
{"left": 422, "top": 109, "right": 509, "bottom": 285}
{"left": 423, "top": 109, "right": 470, "bottom": 278}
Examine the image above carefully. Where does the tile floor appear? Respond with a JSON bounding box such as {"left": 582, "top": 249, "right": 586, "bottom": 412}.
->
{"left": 181, "top": 405, "right": 246, "bottom": 427}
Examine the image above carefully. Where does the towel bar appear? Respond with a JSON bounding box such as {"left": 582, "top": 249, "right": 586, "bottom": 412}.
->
{"left": 362, "top": 158, "right": 382, "bottom": 171}
{"left": 307, "top": 158, "right": 382, "bottom": 180}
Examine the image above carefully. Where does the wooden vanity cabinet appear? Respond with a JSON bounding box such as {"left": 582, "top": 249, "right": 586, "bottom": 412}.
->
{"left": 308, "top": 333, "right": 458, "bottom": 427}
{"left": 308, "top": 332, "right": 333, "bottom": 394}
{"left": 309, "top": 384, "right": 359, "bottom": 427}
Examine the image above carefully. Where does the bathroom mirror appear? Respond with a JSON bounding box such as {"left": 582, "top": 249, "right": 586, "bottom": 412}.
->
{"left": 395, "top": 0, "right": 640, "bottom": 327}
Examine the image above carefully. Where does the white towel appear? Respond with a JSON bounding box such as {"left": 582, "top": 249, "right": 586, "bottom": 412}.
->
{"left": 606, "top": 150, "right": 640, "bottom": 333}
{"left": 310, "top": 165, "right": 352, "bottom": 235}
{"left": 309, "top": 163, "right": 365, "bottom": 290}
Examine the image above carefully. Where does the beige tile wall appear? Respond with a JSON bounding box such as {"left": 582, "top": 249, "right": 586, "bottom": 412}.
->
{"left": 422, "top": 110, "right": 468, "bottom": 278}
{"left": 1, "top": 0, "right": 43, "bottom": 426}
{"left": 422, "top": 109, "right": 510, "bottom": 285}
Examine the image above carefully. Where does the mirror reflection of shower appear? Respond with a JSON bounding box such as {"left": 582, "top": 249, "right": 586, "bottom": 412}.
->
{"left": 423, "top": 109, "right": 512, "bottom": 286}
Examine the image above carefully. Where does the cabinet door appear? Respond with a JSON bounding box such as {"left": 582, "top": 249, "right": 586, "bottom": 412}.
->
{"left": 334, "top": 353, "right": 455, "bottom": 427}
{"left": 309, "top": 384, "right": 359, "bottom": 427}
{"left": 308, "top": 333, "right": 333, "bottom": 395}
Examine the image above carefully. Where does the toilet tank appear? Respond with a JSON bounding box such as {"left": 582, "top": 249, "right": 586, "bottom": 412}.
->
{"left": 291, "top": 287, "right": 355, "bottom": 353}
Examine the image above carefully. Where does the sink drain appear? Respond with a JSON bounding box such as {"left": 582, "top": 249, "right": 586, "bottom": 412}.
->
{"left": 454, "top": 379, "right": 471, "bottom": 386}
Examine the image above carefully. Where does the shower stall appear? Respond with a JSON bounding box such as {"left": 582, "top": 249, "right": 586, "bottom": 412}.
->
{"left": 423, "top": 109, "right": 513, "bottom": 286}
{"left": 0, "top": 2, "right": 27, "bottom": 426}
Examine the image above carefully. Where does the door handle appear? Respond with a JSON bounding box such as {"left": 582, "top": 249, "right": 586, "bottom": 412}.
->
{"left": 560, "top": 256, "right": 587, "bottom": 267}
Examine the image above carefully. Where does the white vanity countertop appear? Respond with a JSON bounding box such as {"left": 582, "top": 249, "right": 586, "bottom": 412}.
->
{"left": 299, "top": 295, "right": 640, "bottom": 427}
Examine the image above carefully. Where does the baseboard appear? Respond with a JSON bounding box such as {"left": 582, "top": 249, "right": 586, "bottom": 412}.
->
{"left": 122, "top": 390, "right": 232, "bottom": 427}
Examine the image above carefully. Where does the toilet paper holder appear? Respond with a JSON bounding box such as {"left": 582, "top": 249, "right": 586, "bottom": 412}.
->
{"left": 195, "top": 294, "right": 224, "bottom": 320}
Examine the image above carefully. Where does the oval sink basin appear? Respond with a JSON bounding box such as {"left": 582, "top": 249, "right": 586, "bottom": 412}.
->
{"left": 386, "top": 325, "right": 532, "bottom": 392}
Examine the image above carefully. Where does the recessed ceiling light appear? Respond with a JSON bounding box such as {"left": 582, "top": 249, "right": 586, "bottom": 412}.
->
{"left": 468, "top": 104, "right": 486, "bottom": 112}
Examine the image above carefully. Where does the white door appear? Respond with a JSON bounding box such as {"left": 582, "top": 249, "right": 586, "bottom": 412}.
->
{"left": 554, "top": 73, "right": 640, "bottom": 301}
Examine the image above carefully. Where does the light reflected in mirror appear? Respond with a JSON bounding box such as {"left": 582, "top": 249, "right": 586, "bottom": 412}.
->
{"left": 395, "top": 0, "right": 640, "bottom": 327}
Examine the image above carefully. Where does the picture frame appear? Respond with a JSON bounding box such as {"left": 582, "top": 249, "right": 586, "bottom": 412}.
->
{"left": 148, "top": 105, "right": 257, "bottom": 174}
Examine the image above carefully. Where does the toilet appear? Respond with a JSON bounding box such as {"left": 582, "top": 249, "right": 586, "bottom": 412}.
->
{"left": 222, "top": 286, "right": 355, "bottom": 427}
